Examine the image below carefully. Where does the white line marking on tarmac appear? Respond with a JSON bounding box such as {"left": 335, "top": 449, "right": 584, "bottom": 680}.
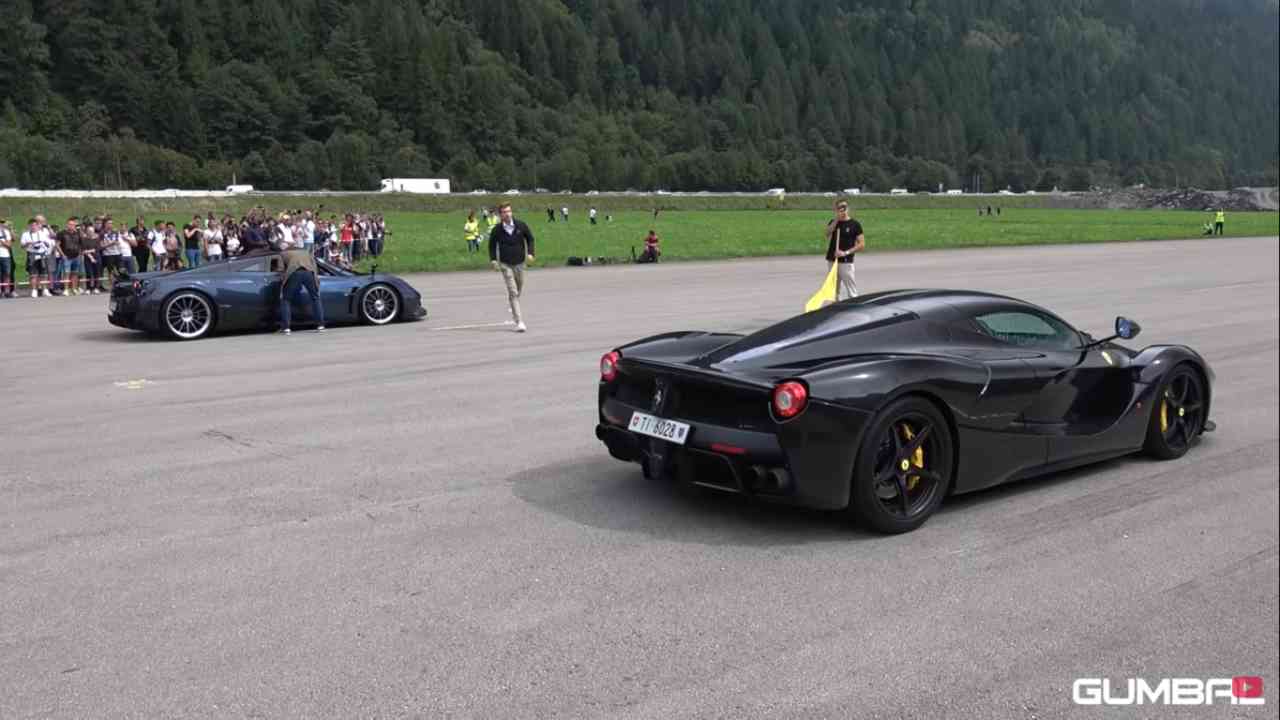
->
{"left": 432, "top": 321, "right": 515, "bottom": 331}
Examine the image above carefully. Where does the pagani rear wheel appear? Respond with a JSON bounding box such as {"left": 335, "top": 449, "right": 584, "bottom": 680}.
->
{"left": 162, "top": 291, "right": 215, "bottom": 340}
{"left": 1144, "top": 363, "right": 1206, "bottom": 460}
{"left": 848, "top": 396, "right": 953, "bottom": 534}
{"left": 359, "top": 283, "right": 399, "bottom": 325}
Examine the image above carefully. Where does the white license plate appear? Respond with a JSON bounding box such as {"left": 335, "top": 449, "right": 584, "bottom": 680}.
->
{"left": 628, "top": 412, "right": 690, "bottom": 445}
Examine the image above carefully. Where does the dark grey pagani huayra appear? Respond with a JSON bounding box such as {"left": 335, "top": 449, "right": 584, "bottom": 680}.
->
{"left": 108, "top": 251, "right": 426, "bottom": 339}
{"left": 596, "top": 289, "right": 1215, "bottom": 533}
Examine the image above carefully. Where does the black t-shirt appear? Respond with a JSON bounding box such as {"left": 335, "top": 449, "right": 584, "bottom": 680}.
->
{"left": 57, "top": 229, "right": 81, "bottom": 257}
{"left": 131, "top": 226, "right": 149, "bottom": 254}
{"left": 825, "top": 219, "right": 863, "bottom": 263}
{"left": 183, "top": 224, "right": 201, "bottom": 250}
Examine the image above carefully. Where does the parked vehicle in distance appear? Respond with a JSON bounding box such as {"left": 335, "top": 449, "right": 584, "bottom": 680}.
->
{"left": 890, "top": 188, "right": 909, "bottom": 195}
{"left": 380, "top": 178, "right": 451, "bottom": 194}
{"left": 226, "top": 184, "right": 255, "bottom": 193}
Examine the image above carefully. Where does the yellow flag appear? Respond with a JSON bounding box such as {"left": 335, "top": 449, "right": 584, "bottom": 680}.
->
{"left": 805, "top": 263, "right": 839, "bottom": 312}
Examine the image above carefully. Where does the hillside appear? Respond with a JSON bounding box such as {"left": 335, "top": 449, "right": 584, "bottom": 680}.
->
{"left": 1, "top": 0, "right": 1276, "bottom": 192}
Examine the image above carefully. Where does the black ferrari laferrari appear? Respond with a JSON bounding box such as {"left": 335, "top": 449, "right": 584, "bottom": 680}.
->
{"left": 595, "top": 289, "right": 1215, "bottom": 533}
{"left": 108, "top": 251, "right": 426, "bottom": 339}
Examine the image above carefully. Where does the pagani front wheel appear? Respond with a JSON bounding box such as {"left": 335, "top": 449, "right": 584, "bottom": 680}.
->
{"left": 848, "top": 396, "right": 953, "bottom": 534}
{"left": 359, "top": 283, "right": 399, "bottom": 325}
{"left": 1144, "top": 363, "right": 1206, "bottom": 460}
{"left": 162, "top": 291, "right": 215, "bottom": 340}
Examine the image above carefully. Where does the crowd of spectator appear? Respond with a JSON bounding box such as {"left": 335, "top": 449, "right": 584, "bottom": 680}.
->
{"left": 0, "top": 209, "right": 389, "bottom": 298}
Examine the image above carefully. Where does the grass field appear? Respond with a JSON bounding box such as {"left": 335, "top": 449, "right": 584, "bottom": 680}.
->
{"left": 3, "top": 207, "right": 1276, "bottom": 283}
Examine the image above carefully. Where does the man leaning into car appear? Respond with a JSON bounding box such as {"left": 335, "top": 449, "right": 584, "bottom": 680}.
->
{"left": 278, "top": 248, "right": 325, "bottom": 335}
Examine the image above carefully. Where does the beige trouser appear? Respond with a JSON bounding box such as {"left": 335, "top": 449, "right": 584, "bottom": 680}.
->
{"left": 500, "top": 263, "right": 526, "bottom": 323}
{"left": 837, "top": 261, "right": 857, "bottom": 299}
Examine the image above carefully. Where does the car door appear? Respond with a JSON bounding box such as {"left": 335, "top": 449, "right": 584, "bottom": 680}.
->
{"left": 949, "top": 334, "right": 1052, "bottom": 486}
{"left": 219, "top": 256, "right": 277, "bottom": 329}
{"left": 970, "top": 309, "right": 1135, "bottom": 462}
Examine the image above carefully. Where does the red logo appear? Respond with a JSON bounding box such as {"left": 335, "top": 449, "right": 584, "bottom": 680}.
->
{"left": 1233, "top": 676, "right": 1264, "bottom": 699}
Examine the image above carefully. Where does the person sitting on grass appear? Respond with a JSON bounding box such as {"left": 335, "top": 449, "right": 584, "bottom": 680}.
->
{"left": 636, "top": 229, "right": 661, "bottom": 263}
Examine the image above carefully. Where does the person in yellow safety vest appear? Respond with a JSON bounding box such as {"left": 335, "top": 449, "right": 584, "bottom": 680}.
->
{"left": 486, "top": 207, "right": 499, "bottom": 234}
{"left": 464, "top": 211, "right": 482, "bottom": 253}
{"left": 1214, "top": 208, "right": 1225, "bottom": 236}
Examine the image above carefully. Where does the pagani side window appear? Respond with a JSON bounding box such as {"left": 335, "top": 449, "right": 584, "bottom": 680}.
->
{"left": 234, "top": 257, "right": 271, "bottom": 272}
{"left": 972, "top": 311, "right": 1079, "bottom": 351}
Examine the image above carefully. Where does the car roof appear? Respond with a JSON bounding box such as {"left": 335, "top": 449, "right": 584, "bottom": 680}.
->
{"left": 846, "top": 288, "right": 1047, "bottom": 315}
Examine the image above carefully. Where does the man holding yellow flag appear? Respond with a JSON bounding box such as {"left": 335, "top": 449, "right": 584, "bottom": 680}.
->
{"left": 807, "top": 199, "right": 865, "bottom": 310}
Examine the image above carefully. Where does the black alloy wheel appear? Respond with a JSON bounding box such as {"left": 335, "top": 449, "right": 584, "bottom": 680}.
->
{"left": 1144, "top": 364, "right": 1206, "bottom": 460}
{"left": 850, "top": 396, "right": 953, "bottom": 534}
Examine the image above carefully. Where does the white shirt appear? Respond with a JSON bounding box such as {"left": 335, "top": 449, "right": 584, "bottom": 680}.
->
{"left": 278, "top": 224, "right": 294, "bottom": 249}
{"left": 22, "top": 229, "right": 53, "bottom": 257}
{"left": 0, "top": 227, "right": 11, "bottom": 258}
{"left": 100, "top": 231, "right": 123, "bottom": 256}
{"left": 304, "top": 220, "right": 316, "bottom": 245}
{"left": 118, "top": 232, "right": 133, "bottom": 256}
{"left": 205, "top": 228, "right": 223, "bottom": 255}
{"left": 150, "top": 230, "right": 167, "bottom": 255}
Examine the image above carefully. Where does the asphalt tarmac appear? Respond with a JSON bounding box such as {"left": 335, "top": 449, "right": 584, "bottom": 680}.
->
{"left": 2, "top": 237, "right": 1277, "bottom": 719}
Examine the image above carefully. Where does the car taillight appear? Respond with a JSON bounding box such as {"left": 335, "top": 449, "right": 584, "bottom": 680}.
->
{"left": 772, "top": 381, "right": 808, "bottom": 419}
{"left": 600, "top": 351, "right": 621, "bottom": 382}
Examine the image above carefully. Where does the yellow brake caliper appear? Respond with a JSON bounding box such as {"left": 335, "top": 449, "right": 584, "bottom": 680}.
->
{"left": 901, "top": 423, "right": 925, "bottom": 491}
{"left": 1160, "top": 391, "right": 1169, "bottom": 433}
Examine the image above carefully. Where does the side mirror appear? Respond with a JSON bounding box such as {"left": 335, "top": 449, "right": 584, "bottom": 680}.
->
{"left": 1115, "top": 316, "right": 1141, "bottom": 340}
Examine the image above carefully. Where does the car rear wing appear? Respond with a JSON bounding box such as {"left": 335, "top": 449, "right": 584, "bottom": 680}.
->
{"left": 618, "top": 357, "right": 777, "bottom": 393}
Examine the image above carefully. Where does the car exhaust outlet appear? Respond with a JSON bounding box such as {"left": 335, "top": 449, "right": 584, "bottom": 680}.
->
{"left": 748, "top": 465, "right": 768, "bottom": 489}
{"left": 765, "top": 468, "right": 792, "bottom": 492}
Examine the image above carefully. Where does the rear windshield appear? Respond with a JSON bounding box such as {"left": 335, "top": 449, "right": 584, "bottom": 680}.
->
{"left": 701, "top": 304, "right": 916, "bottom": 364}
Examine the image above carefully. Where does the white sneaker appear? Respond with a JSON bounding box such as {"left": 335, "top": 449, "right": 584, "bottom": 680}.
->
{"left": 31, "top": 289, "right": 38, "bottom": 298}
{"left": 315, "top": 326, "right": 326, "bottom": 333}
{"left": 515, "top": 322, "right": 527, "bottom": 333}
{"left": 280, "top": 328, "right": 291, "bottom": 335}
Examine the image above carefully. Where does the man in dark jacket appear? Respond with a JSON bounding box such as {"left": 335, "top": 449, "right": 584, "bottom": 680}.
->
{"left": 488, "top": 202, "right": 535, "bottom": 332}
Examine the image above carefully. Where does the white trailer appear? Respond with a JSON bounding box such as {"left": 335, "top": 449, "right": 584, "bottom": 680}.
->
{"left": 380, "top": 178, "right": 451, "bottom": 194}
